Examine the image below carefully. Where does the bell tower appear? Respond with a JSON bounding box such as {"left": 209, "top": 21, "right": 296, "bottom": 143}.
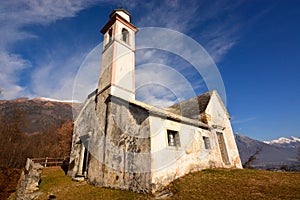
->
{"left": 98, "top": 9, "right": 138, "bottom": 101}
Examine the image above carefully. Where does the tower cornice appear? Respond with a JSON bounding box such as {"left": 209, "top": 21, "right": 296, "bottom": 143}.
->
{"left": 100, "top": 14, "right": 138, "bottom": 34}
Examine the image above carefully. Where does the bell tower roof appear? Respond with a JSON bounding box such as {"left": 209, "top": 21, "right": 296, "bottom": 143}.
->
{"left": 100, "top": 8, "right": 137, "bottom": 34}
{"left": 109, "top": 8, "right": 131, "bottom": 22}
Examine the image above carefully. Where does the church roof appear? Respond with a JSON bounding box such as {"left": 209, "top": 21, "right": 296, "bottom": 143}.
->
{"left": 99, "top": 95, "right": 209, "bottom": 129}
{"left": 165, "top": 91, "right": 213, "bottom": 120}
{"left": 86, "top": 90, "right": 225, "bottom": 129}
{"left": 128, "top": 98, "right": 209, "bottom": 129}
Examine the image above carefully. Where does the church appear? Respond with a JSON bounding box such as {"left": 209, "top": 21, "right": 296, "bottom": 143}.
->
{"left": 68, "top": 9, "right": 242, "bottom": 193}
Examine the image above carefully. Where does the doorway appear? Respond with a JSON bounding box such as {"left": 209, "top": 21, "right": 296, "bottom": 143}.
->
{"left": 216, "top": 132, "right": 230, "bottom": 165}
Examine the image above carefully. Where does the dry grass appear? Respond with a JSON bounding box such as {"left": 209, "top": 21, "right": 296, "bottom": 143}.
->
{"left": 170, "top": 169, "right": 300, "bottom": 199}
{"left": 37, "top": 167, "right": 300, "bottom": 200}
{"left": 38, "top": 167, "right": 148, "bottom": 200}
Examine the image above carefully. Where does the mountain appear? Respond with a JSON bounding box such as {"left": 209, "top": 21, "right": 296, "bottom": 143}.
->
{"left": 0, "top": 98, "right": 81, "bottom": 168}
{"left": 235, "top": 134, "right": 300, "bottom": 170}
{"left": 264, "top": 136, "right": 300, "bottom": 148}
{"left": 33, "top": 97, "right": 81, "bottom": 103}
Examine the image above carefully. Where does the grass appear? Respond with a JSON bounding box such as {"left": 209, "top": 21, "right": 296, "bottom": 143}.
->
{"left": 37, "top": 167, "right": 300, "bottom": 200}
{"left": 38, "top": 167, "right": 147, "bottom": 200}
{"left": 171, "top": 169, "right": 300, "bottom": 199}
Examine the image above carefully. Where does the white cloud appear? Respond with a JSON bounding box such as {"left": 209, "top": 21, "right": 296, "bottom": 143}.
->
{"left": 0, "top": 0, "right": 105, "bottom": 99}
{"left": 134, "top": 0, "right": 200, "bottom": 33}
{"left": 198, "top": 13, "right": 242, "bottom": 62}
{"left": 0, "top": 0, "right": 103, "bottom": 48}
{"left": 231, "top": 116, "right": 256, "bottom": 125}
{"left": 0, "top": 0, "right": 268, "bottom": 103}
{"left": 125, "top": 0, "right": 255, "bottom": 106}
{"left": 124, "top": 0, "right": 244, "bottom": 63}
{"left": 0, "top": 51, "right": 31, "bottom": 99}
{"left": 72, "top": 44, "right": 103, "bottom": 102}
{"left": 136, "top": 63, "right": 198, "bottom": 107}
{"left": 29, "top": 48, "right": 91, "bottom": 100}
{"left": 135, "top": 27, "right": 227, "bottom": 105}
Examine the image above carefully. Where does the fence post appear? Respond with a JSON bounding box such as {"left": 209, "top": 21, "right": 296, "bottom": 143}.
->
{"left": 44, "top": 157, "right": 48, "bottom": 167}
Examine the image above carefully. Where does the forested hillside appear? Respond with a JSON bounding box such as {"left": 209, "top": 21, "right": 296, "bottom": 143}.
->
{"left": 0, "top": 98, "right": 77, "bottom": 168}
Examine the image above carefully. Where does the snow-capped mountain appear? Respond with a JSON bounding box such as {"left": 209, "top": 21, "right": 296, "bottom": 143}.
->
{"left": 235, "top": 133, "right": 300, "bottom": 170}
{"left": 33, "top": 97, "right": 81, "bottom": 103}
{"left": 264, "top": 136, "right": 300, "bottom": 148}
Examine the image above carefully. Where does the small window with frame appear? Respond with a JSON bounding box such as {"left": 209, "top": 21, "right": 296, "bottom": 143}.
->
{"left": 121, "top": 28, "right": 129, "bottom": 44}
{"left": 203, "top": 136, "right": 211, "bottom": 149}
{"left": 167, "top": 130, "right": 180, "bottom": 147}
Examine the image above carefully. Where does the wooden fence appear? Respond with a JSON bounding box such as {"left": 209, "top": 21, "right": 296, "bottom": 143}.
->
{"left": 31, "top": 157, "right": 69, "bottom": 167}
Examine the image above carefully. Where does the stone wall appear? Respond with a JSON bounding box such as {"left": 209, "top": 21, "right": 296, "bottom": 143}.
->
{"left": 15, "top": 158, "right": 43, "bottom": 200}
{"left": 69, "top": 93, "right": 152, "bottom": 192}
{"left": 68, "top": 94, "right": 102, "bottom": 179}
{"left": 99, "top": 96, "right": 151, "bottom": 192}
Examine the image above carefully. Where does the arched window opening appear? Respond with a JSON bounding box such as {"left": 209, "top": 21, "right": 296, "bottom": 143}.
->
{"left": 121, "top": 28, "right": 129, "bottom": 44}
{"left": 108, "top": 28, "right": 113, "bottom": 43}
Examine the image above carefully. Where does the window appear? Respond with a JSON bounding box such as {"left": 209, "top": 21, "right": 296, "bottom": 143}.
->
{"left": 167, "top": 130, "right": 180, "bottom": 147}
{"left": 108, "top": 28, "right": 113, "bottom": 43}
{"left": 105, "top": 28, "right": 113, "bottom": 47}
{"left": 203, "top": 136, "right": 211, "bottom": 149}
{"left": 121, "top": 28, "right": 129, "bottom": 44}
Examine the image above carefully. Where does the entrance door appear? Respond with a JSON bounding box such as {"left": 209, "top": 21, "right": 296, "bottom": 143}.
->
{"left": 78, "top": 134, "right": 90, "bottom": 177}
{"left": 216, "top": 132, "right": 230, "bottom": 165}
{"left": 81, "top": 146, "right": 89, "bottom": 176}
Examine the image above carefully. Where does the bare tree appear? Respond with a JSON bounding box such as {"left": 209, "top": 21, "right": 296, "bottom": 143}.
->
{"left": 243, "top": 149, "right": 261, "bottom": 169}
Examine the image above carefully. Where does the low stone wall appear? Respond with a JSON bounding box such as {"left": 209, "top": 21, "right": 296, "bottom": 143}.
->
{"left": 15, "top": 158, "right": 43, "bottom": 200}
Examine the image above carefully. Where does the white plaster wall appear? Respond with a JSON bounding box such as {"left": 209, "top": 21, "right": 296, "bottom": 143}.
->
{"left": 205, "top": 91, "right": 242, "bottom": 168}
{"left": 149, "top": 115, "right": 224, "bottom": 192}
{"left": 113, "top": 43, "right": 134, "bottom": 92}
{"left": 98, "top": 20, "right": 136, "bottom": 101}
{"left": 110, "top": 85, "right": 135, "bottom": 100}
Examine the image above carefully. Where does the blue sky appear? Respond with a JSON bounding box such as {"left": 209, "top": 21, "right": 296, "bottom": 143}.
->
{"left": 0, "top": 0, "right": 299, "bottom": 141}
